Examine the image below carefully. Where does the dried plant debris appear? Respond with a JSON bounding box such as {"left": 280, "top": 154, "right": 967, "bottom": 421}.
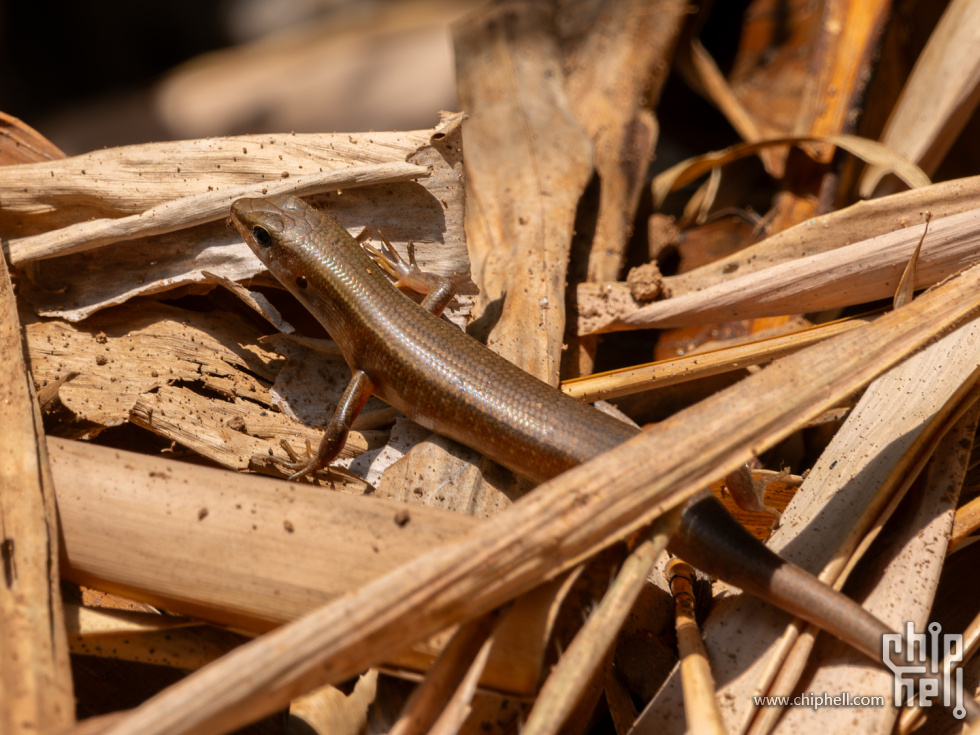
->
{"left": 8, "top": 1, "right": 980, "bottom": 734}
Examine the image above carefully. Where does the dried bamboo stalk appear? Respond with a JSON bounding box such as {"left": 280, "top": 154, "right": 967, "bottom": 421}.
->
{"left": 563, "top": 316, "right": 869, "bottom": 402}
{"left": 0, "top": 253, "right": 74, "bottom": 732}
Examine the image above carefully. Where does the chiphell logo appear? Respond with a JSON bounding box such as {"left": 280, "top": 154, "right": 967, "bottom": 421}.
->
{"left": 882, "top": 622, "right": 965, "bottom": 719}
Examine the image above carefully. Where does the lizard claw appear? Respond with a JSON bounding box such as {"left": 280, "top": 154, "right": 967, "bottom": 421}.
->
{"left": 360, "top": 230, "right": 442, "bottom": 296}
{"left": 277, "top": 438, "right": 318, "bottom": 481}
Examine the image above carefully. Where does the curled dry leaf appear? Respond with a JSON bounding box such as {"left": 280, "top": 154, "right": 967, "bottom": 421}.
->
{"left": 652, "top": 134, "right": 930, "bottom": 210}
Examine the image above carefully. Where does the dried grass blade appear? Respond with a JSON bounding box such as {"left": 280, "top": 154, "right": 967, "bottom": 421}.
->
{"left": 675, "top": 37, "right": 777, "bottom": 175}
{"left": 667, "top": 176, "right": 980, "bottom": 297}
{"left": 522, "top": 523, "right": 673, "bottom": 735}
{"left": 96, "top": 263, "right": 980, "bottom": 735}
{"left": 893, "top": 212, "right": 931, "bottom": 309}
{"left": 390, "top": 609, "right": 503, "bottom": 735}
{"left": 592, "top": 207, "right": 980, "bottom": 333}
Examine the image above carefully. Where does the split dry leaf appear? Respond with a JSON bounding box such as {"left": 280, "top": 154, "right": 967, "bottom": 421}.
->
{"left": 455, "top": 2, "right": 591, "bottom": 381}
{"left": 860, "top": 0, "right": 980, "bottom": 197}
{"left": 638, "top": 315, "right": 980, "bottom": 733}
{"left": 0, "top": 229, "right": 75, "bottom": 733}
{"left": 7, "top": 161, "right": 429, "bottom": 265}
{"left": 91, "top": 257, "right": 980, "bottom": 735}
{"left": 587, "top": 206, "right": 980, "bottom": 333}
{"left": 563, "top": 0, "right": 685, "bottom": 283}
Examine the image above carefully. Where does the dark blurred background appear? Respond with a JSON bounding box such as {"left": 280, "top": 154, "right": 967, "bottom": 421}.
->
{"left": 0, "top": 0, "right": 466, "bottom": 154}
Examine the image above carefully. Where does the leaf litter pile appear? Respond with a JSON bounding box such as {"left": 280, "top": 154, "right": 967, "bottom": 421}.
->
{"left": 3, "top": 2, "right": 980, "bottom": 734}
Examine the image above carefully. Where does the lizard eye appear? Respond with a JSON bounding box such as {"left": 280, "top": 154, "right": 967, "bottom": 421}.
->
{"left": 251, "top": 225, "right": 273, "bottom": 247}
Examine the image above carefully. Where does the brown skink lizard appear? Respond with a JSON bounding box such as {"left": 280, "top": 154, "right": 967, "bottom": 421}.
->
{"left": 228, "top": 194, "right": 959, "bottom": 696}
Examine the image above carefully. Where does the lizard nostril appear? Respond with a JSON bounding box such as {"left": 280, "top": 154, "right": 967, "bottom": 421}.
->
{"left": 295, "top": 275, "right": 308, "bottom": 289}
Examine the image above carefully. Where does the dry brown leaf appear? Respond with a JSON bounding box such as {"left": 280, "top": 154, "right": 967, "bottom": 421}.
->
{"left": 563, "top": 0, "right": 685, "bottom": 282}
{"left": 7, "top": 161, "right": 429, "bottom": 265}
{"left": 455, "top": 2, "right": 592, "bottom": 381}
{"left": 9, "top": 115, "right": 467, "bottom": 323}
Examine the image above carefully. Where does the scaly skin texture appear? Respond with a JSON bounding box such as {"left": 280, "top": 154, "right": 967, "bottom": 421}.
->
{"left": 230, "top": 194, "right": 960, "bottom": 701}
